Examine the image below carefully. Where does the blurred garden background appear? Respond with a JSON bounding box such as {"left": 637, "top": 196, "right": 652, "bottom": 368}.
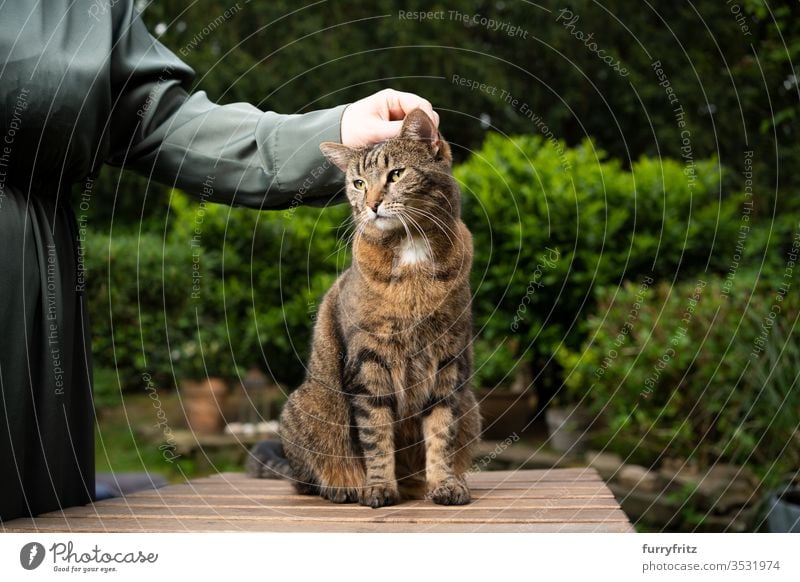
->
{"left": 83, "top": 1, "right": 799, "bottom": 531}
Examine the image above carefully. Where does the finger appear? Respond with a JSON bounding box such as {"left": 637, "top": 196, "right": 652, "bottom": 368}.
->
{"left": 368, "top": 120, "right": 404, "bottom": 143}
{"left": 385, "top": 90, "right": 437, "bottom": 126}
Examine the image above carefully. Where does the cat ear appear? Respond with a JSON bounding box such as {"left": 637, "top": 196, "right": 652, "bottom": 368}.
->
{"left": 399, "top": 108, "right": 448, "bottom": 160}
{"left": 400, "top": 108, "right": 436, "bottom": 143}
{"left": 319, "top": 142, "right": 355, "bottom": 172}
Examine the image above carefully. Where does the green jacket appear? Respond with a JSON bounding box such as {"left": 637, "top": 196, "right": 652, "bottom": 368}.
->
{"left": 0, "top": 0, "right": 347, "bottom": 523}
{"left": 1, "top": 0, "right": 348, "bottom": 207}
{"left": 106, "top": 1, "right": 349, "bottom": 208}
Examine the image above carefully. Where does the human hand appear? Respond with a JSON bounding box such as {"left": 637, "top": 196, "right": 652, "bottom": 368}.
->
{"left": 340, "top": 88, "right": 440, "bottom": 148}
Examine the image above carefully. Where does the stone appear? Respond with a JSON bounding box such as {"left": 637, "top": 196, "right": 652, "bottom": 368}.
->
{"left": 658, "top": 458, "right": 702, "bottom": 488}
{"left": 658, "top": 461, "right": 760, "bottom": 512}
{"left": 691, "top": 508, "right": 755, "bottom": 532}
{"left": 695, "top": 464, "right": 759, "bottom": 510}
{"left": 584, "top": 450, "right": 624, "bottom": 481}
{"left": 608, "top": 482, "right": 681, "bottom": 528}
{"left": 617, "top": 464, "right": 662, "bottom": 493}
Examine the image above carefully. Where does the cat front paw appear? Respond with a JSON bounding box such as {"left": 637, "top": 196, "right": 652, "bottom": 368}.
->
{"left": 320, "top": 485, "right": 360, "bottom": 504}
{"left": 359, "top": 482, "right": 399, "bottom": 508}
{"left": 427, "top": 476, "right": 471, "bottom": 505}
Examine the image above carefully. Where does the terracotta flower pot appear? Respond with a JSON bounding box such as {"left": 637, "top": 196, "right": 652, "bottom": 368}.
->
{"left": 180, "top": 377, "right": 228, "bottom": 434}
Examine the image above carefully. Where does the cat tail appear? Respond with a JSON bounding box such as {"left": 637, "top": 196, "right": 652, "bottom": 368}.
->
{"left": 245, "top": 440, "right": 294, "bottom": 480}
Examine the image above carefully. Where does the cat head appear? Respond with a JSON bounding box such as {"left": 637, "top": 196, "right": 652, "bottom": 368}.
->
{"left": 320, "top": 108, "right": 458, "bottom": 238}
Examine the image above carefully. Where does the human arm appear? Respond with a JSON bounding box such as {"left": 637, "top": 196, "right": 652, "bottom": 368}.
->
{"left": 106, "top": 3, "right": 438, "bottom": 210}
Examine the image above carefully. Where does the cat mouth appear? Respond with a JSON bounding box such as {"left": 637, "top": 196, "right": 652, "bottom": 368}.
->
{"left": 368, "top": 210, "right": 402, "bottom": 231}
{"left": 367, "top": 207, "right": 399, "bottom": 221}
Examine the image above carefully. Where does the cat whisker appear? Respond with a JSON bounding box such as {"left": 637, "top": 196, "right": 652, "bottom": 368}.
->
{"left": 327, "top": 213, "right": 368, "bottom": 260}
{"left": 403, "top": 207, "right": 457, "bottom": 247}
{"left": 395, "top": 214, "right": 416, "bottom": 250}
{"left": 322, "top": 216, "right": 355, "bottom": 262}
{"left": 404, "top": 205, "right": 457, "bottom": 237}
{"left": 428, "top": 188, "right": 455, "bottom": 213}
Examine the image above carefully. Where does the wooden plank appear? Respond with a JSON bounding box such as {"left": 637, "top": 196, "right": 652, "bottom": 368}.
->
{"left": 206, "top": 467, "right": 600, "bottom": 482}
{"left": 2, "top": 516, "right": 634, "bottom": 533}
{"left": 67, "top": 497, "right": 620, "bottom": 511}
{"left": 109, "top": 490, "right": 614, "bottom": 506}
{"left": 0, "top": 469, "right": 634, "bottom": 533}
{"left": 157, "top": 481, "right": 606, "bottom": 492}
{"left": 180, "top": 480, "right": 591, "bottom": 490}
{"left": 123, "top": 483, "right": 614, "bottom": 503}
{"left": 38, "top": 505, "right": 630, "bottom": 524}
{"left": 200, "top": 470, "right": 602, "bottom": 485}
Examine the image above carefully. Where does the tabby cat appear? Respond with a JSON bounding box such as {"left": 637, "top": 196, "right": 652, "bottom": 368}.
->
{"left": 248, "top": 109, "right": 480, "bottom": 507}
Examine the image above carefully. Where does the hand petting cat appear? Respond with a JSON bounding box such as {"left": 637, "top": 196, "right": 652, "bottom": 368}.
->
{"left": 340, "top": 88, "right": 440, "bottom": 147}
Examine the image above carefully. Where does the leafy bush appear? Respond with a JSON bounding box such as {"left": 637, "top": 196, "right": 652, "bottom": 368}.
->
{"left": 457, "top": 133, "right": 739, "bottom": 387}
{"left": 85, "top": 230, "right": 193, "bottom": 393}
{"left": 167, "top": 191, "right": 349, "bottom": 385}
{"left": 87, "top": 194, "right": 351, "bottom": 391}
{"left": 91, "top": 367, "right": 124, "bottom": 412}
{"left": 557, "top": 269, "right": 800, "bottom": 486}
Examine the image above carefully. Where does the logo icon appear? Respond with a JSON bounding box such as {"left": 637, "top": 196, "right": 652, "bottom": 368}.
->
{"left": 20, "top": 542, "right": 45, "bottom": 570}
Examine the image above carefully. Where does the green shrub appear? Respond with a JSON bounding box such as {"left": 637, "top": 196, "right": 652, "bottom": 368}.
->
{"left": 91, "top": 367, "right": 124, "bottom": 412}
{"left": 87, "top": 194, "right": 351, "bottom": 391}
{"left": 457, "top": 133, "right": 739, "bottom": 385}
{"left": 85, "top": 230, "right": 193, "bottom": 392}
{"left": 557, "top": 269, "right": 800, "bottom": 486}
{"left": 167, "top": 191, "right": 349, "bottom": 385}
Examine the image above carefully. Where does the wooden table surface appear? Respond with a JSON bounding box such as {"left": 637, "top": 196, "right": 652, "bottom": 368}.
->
{"left": 2, "top": 468, "right": 634, "bottom": 533}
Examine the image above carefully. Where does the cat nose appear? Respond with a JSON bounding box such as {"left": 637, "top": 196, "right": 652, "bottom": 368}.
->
{"left": 367, "top": 199, "right": 381, "bottom": 213}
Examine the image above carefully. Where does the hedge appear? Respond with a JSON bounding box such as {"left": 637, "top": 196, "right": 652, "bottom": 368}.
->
{"left": 457, "top": 133, "right": 739, "bottom": 388}
{"left": 556, "top": 267, "right": 800, "bottom": 487}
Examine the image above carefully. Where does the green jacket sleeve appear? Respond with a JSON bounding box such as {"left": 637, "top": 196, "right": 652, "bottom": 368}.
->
{"left": 106, "top": 2, "right": 348, "bottom": 210}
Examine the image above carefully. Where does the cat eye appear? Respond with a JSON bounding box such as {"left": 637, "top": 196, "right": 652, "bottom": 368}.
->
{"left": 388, "top": 168, "right": 405, "bottom": 183}
{"left": 352, "top": 179, "right": 366, "bottom": 190}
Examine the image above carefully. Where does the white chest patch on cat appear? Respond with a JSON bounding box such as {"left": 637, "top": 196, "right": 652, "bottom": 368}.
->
{"left": 398, "top": 236, "right": 430, "bottom": 266}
